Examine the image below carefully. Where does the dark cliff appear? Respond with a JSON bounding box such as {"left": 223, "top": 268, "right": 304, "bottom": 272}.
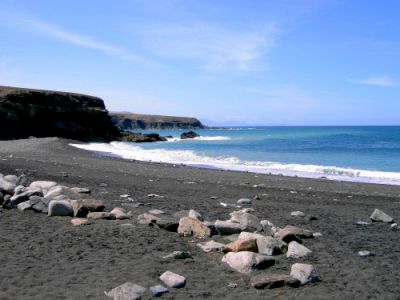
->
{"left": 0, "top": 86, "right": 120, "bottom": 141}
{"left": 111, "top": 112, "right": 205, "bottom": 130}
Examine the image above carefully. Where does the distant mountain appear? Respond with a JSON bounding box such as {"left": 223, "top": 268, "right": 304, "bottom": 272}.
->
{"left": 111, "top": 112, "right": 205, "bottom": 130}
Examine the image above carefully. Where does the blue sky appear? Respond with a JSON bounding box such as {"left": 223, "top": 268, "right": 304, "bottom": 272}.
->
{"left": 0, "top": 0, "right": 399, "bottom": 125}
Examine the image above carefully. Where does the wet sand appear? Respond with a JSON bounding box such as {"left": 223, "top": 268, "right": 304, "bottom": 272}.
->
{"left": 0, "top": 137, "right": 399, "bottom": 299}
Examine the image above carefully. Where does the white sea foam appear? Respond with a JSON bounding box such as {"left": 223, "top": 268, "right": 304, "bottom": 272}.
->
{"left": 70, "top": 142, "right": 400, "bottom": 186}
{"left": 166, "top": 136, "right": 231, "bottom": 142}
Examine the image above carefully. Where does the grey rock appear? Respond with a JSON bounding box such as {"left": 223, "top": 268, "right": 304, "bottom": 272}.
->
{"left": 291, "top": 211, "right": 305, "bottom": 217}
{"left": 105, "top": 282, "right": 146, "bottom": 300}
{"left": 370, "top": 209, "right": 393, "bottom": 223}
{"left": 87, "top": 212, "right": 116, "bottom": 220}
{"left": 44, "top": 185, "right": 82, "bottom": 201}
{"left": 237, "top": 198, "right": 252, "bottom": 205}
{"left": 70, "top": 187, "right": 91, "bottom": 194}
{"left": 214, "top": 220, "right": 243, "bottom": 235}
{"left": 159, "top": 271, "right": 186, "bottom": 288}
{"left": 230, "top": 211, "right": 261, "bottom": 232}
{"left": 251, "top": 274, "right": 300, "bottom": 289}
{"left": 358, "top": 250, "right": 373, "bottom": 257}
{"left": 227, "top": 283, "right": 237, "bottom": 288}
{"left": 6, "top": 187, "right": 42, "bottom": 208}
{"left": 110, "top": 207, "right": 130, "bottom": 220}
{"left": 287, "top": 241, "right": 312, "bottom": 258}
{"left": 71, "top": 199, "right": 104, "bottom": 217}
{"left": 391, "top": 223, "right": 399, "bottom": 231}
{"left": 188, "top": 209, "right": 204, "bottom": 221}
{"left": 197, "top": 240, "right": 226, "bottom": 253}
{"left": 29, "top": 181, "right": 57, "bottom": 195}
{"left": 221, "top": 251, "right": 275, "bottom": 274}
{"left": 137, "top": 213, "right": 161, "bottom": 225}
{"left": 148, "top": 209, "right": 165, "bottom": 215}
{"left": 47, "top": 200, "right": 73, "bottom": 217}
{"left": 290, "top": 263, "right": 319, "bottom": 285}
{"left": 149, "top": 285, "right": 169, "bottom": 297}
{"left": 163, "top": 251, "right": 192, "bottom": 260}
{"left": 155, "top": 216, "right": 179, "bottom": 232}
{"left": 14, "top": 185, "right": 26, "bottom": 195}
{"left": 173, "top": 210, "right": 189, "bottom": 219}
{"left": 356, "top": 221, "right": 371, "bottom": 226}
{"left": 17, "top": 201, "right": 33, "bottom": 211}
{"left": 0, "top": 174, "right": 17, "bottom": 194}
{"left": 239, "top": 232, "right": 287, "bottom": 255}
{"left": 275, "top": 225, "right": 314, "bottom": 243}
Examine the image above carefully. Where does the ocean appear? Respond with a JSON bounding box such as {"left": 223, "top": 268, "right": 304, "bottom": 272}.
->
{"left": 71, "top": 126, "right": 400, "bottom": 185}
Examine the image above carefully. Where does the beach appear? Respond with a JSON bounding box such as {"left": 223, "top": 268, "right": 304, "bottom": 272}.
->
{"left": 1, "top": 137, "right": 400, "bottom": 299}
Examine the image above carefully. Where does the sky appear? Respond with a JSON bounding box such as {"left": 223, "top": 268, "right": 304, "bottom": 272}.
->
{"left": 0, "top": 0, "right": 399, "bottom": 126}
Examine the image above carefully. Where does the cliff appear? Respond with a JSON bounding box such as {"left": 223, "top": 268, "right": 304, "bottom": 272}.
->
{"left": 0, "top": 86, "right": 120, "bottom": 141}
{"left": 111, "top": 112, "right": 205, "bottom": 130}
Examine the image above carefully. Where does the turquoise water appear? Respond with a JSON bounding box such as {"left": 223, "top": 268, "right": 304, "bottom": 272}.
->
{"left": 71, "top": 126, "right": 400, "bottom": 185}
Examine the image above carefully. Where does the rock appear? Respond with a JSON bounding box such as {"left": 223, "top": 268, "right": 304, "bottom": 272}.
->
{"left": 14, "top": 185, "right": 26, "bottom": 195}
{"left": 163, "top": 251, "right": 192, "bottom": 260}
{"left": 197, "top": 240, "right": 226, "bottom": 253}
{"left": 291, "top": 211, "right": 305, "bottom": 217}
{"left": 188, "top": 209, "right": 204, "bottom": 221}
{"left": 147, "top": 193, "right": 163, "bottom": 198}
{"left": 287, "top": 241, "right": 312, "bottom": 258}
{"left": 70, "top": 187, "right": 91, "bottom": 194}
{"left": 227, "top": 283, "right": 237, "bottom": 288}
{"left": 0, "top": 174, "right": 17, "bottom": 194}
{"left": 5, "top": 187, "right": 43, "bottom": 208}
{"left": 180, "top": 131, "right": 199, "bottom": 139}
{"left": 159, "top": 271, "right": 186, "bottom": 288}
{"left": 0, "top": 191, "right": 3, "bottom": 205}
{"left": 356, "top": 221, "right": 371, "bottom": 226}
{"left": 173, "top": 210, "right": 189, "bottom": 219}
{"left": 225, "top": 238, "right": 258, "bottom": 252}
{"left": 71, "top": 218, "right": 90, "bottom": 226}
{"left": 87, "top": 212, "right": 116, "bottom": 220}
{"left": 48, "top": 200, "right": 73, "bottom": 216}
{"left": 290, "top": 263, "right": 319, "bottom": 285}
{"left": 239, "top": 232, "right": 287, "bottom": 255}
{"left": 370, "top": 209, "right": 393, "bottom": 223}
{"left": 148, "top": 209, "right": 165, "bottom": 215}
{"left": 155, "top": 216, "right": 179, "bottom": 232}
{"left": 16, "top": 175, "right": 28, "bottom": 187}
{"left": 275, "top": 225, "right": 314, "bottom": 243}
{"left": 17, "top": 201, "right": 33, "bottom": 211}
{"left": 222, "top": 251, "right": 275, "bottom": 274}
{"left": 391, "top": 223, "right": 399, "bottom": 231}
{"left": 313, "top": 232, "right": 323, "bottom": 237}
{"left": 149, "top": 285, "right": 169, "bottom": 297}
{"left": 214, "top": 220, "right": 243, "bottom": 235}
{"left": 71, "top": 199, "right": 104, "bottom": 217}
{"left": 119, "top": 194, "right": 131, "bottom": 198}
{"left": 29, "top": 181, "right": 57, "bottom": 195}
{"left": 137, "top": 213, "right": 161, "bottom": 225}
{"left": 105, "top": 282, "right": 146, "bottom": 300}
{"left": 177, "top": 217, "right": 211, "bottom": 238}
{"left": 121, "top": 132, "right": 167, "bottom": 143}
{"left": 110, "top": 207, "right": 130, "bottom": 220}
{"left": 251, "top": 274, "right": 300, "bottom": 289}
{"left": 31, "top": 197, "right": 48, "bottom": 214}
{"left": 237, "top": 198, "right": 252, "bottom": 205}
{"left": 260, "top": 220, "right": 278, "bottom": 236}
{"left": 229, "top": 211, "right": 261, "bottom": 232}
{"left": 44, "top": 185, "right": 82, "bottom": 201}
{"left": 358, "top": 250, "right": 373, "bottom": 257}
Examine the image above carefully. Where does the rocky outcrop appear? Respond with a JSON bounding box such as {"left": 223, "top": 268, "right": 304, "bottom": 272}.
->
{"left": 180, "top": 131, "right": 200, "bottom": 139}
{"left": 0, "top": 86, "right": 120, "bottom": 141}
{"left": 111, "top": 112, "right": 205, "bottom": 130}
{"left": 120, "top": 131, "right": 167, "bottom": 143}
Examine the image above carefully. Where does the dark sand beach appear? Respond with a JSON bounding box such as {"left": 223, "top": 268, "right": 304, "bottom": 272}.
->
{"left": 1, "top": 137, "right": 399, "bottom": 299}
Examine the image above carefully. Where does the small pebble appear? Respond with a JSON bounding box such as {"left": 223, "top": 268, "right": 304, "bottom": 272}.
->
{"left": 227, "top": 283, "right": 237, "bottom": 288}
{"left": 149, "top": 285, "right": 169, "bottom": 297}
{"left": 356, "top": 221, "right": 371, "bottom": 226}
{"left": 358, "top": 250, "right": 373, "bottom": 257}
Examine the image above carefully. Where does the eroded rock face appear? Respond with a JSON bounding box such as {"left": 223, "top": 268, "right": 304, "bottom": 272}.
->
{"left": 0, "top": 86, "right": 120, "bottom": 141}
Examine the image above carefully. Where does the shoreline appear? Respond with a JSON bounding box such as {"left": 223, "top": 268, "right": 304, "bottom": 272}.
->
{"left": 1, "top": 137, "right": 400, "bottom": 299}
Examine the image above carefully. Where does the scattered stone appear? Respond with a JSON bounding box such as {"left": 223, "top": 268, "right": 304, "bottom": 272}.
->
{"left": 70, "top": 187, "right": 91, "bottom": 194}
{"left": 159, "top": 271, "right": 186, "bottom": 288}
{"left": 177, "top": 217, "right": 211, "bottom": 238}
{"left": 287, "top": 241, "right": 312, "bottom": 258}
{"left": 0, "top": 174, "right": 18, "bottom": 194}
{"left": 17, "top": 201, "right": 33, "bottom": 211}
{"left": 47, "top": 200, "right": 73, "bottom": 217}
{"left": 291, "top": 211, "right": 305, "bottom": 217}
{"left": 29, "top": 181, "right": 58, "bottom": 195}
{"left": 313, "top": 232, "right": 323, "bottom": 237}
{"left": 87, "top": 212, "right": 116, "bottom": 220}
{"left": 155, "top": 216, "right": 179, "bottom": 232}
{"left": 275, "top": 225, "right": 314, "bottom": 243}
{"left": 188, "top": 209, "right": 204, "bottom": 221}
{"left": 222, "top": 251, "right": 275, "bottom": 274}
{"left": 229, "top": 211, "right": 261, "bottom": 232}
{"left": 227, "top": 283, "right": 237, "bottom": 288}
{"left": 239, "top": 232, "right": 287, "bottom": 255}
{"left": 71, "top": 199, "right": 104, "bottom": 217}
{"left": 163, "top": 251, "right": 192, "bottom": 260}
{"left": 251, "top": 274, "right": 300, "bottom": 289}
{"left": 148, "top": 193, "right": 163, "bottom": 198}
{"left": 110, "top": 207, "right": 130, "bottom": 219}
{"left": 214, "top": 220, "right": 243, "bottom": 235}
{"left": 44, "top": 185, "right": 82, "bottom": 201}
{"left": 5, "top": 187, "right": 42, "bottom": 208}
{"left": 260, "top": 220, "right": 278, "bottom": 236}
{"left": 225, "top": 238, "right": 258, "bottom": 253}
{"left": 253, "top": 195, "right": 261, "bottom": 200}
{"left": 99, "top": 183, "right": 108, "bottom": 187}
{"left": 105, "top": 282, "right": 146, "bottom": 300}
{"left": 31, "top": 197, "right": 48, "bottom": 214}
{"left": 14, "top": 185, "right": 26, "bottom": 195}
{"left": 210, "top": 196, "right": 218, "bottom": 200}
{"left": 358, "top": 250, "right": 374, "bottom": 257}
{"left": 119, "top": 194, "right": 131, "bottom": 198}
{"left": 149, "top": 285, "right": 169, "bottom": 297}
{"left": 356, "top": 221, "right": 371, "bottom": 226}
{"left": 71, "top": 218, "right": 90, "bottom": 226}
{"left": 370, "top": 209, "right": 393, "bottom": 223}
{"left": 149, "top": 209, "right": 165, "bottom": 215}
{"left": 290, "top": 263, "right": 319, "bottom": 285}
{"left": 197, "top": 240, "right": 226, "bottom": 253}
{"left": 390, "top": 223, "right": 399, "bottom": 231}
{"left": 237, "top": 198, "right": 252, "bottom": 205}
{"left": 137, "top": 213, "right": 161, "bottom": 225}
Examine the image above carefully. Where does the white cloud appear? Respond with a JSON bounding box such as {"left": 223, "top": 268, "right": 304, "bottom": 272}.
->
{"left": 13, "top": 16, "right": 149, "bottom": 63}
{"left": 349, "top": 76, "right": 400, "bottom": 87}
{"left": 137, "top": 22, "right": 277, "bottom": 71}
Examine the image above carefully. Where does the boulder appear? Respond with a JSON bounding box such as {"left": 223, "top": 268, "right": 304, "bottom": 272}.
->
{"left": 155, "top": 216, "right": 179, "bottom": 232}
{"left": 29, "top": 181, "right": 57, "bottom": 195}
{"left": 370, "top": 209, "right": 393, "bottom": 223}
{"left": 251, "top": 274, "right": 300, "bottom": 289}
{"left": 214, "top": 220, "right": 243, "bottom": 235}
{"left": 221, "top": 251, "right": 275, "bottom": 274}
{"left": 31, "top": 197, "right": 49, "bottom": 214}
{"left": 239, "top": 232, "right": 287, "bottom": 255}
{"left": 177, "top": 217, "right": 211, "bottom": 238}
{"left": 275, "top": 225, "right": 314, "bottom": 243}
{"left": 237, "top": 198, "right": 252, "bottom": 205}
{"left": 71, "top": 199, "right": 104, "bottom": 217}
{"left": 87, "top": 212, "right": 116, "bottom": 220}
{"left": 71, "top": 218, "right": 90, "bottom": 226}
{"left": 287, "top": 241, "right": 312, "bottom": 258}
{"left": 162, "top": 251, "right": 192, "bottom": 260}
{"left": 17, "top": 201, "right": 33, "bottom": 211}
{"left": 5, "top": 187, "right": 43, "bottom": 208}
{"left": 110, "top": 207, "right": 130, "bottom": 220}
{"left": 159, "top": 271, "right": 186, "bottom": 288}
{"left": 44, "top": 185, "right": 82, "bottom": 201}
{"left": 0, "top": 174, "right": 17, "bottom": 194}
{"left": 137, "top": 213, "right": 160, "bottom": 225}
{"left": 197, "top": 240, "right": 227, "bottom": 253}
{"left": 290, "top": 263, "right": 319, "bottom": 285}
{"left": 105, "top": 282, "right": 146, "bottom": 300}
{"left": 180, "top": 131, "right": 199, "bottom": 139}
{"left": 188, "top": 209, "right": 204, "bottom": 221}
{"left": 14, "top": 185, "right": 26, "bottom": 195}
{"left": 48, "top": 200, "right": 73, "bottom": 217}
{"left": 149, "top": 285, "right": 169, "bottom": 297}
{"left": 225, "top": 238, "right": 258, "bottom": 253}
{"left": 229, "top": 211, "right": 261, "bottom": 232}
